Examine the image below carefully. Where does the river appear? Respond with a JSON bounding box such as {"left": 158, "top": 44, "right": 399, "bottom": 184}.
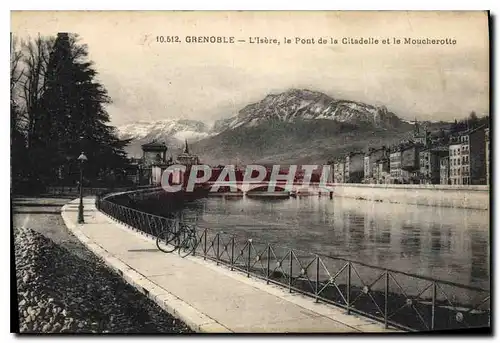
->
{"left": 176, "top": 195, "right": 490, "bottom": 290}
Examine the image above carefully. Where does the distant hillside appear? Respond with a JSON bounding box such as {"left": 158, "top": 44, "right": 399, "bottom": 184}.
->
{"left": 191, "top": 119, "right": 410, "bottom": 165}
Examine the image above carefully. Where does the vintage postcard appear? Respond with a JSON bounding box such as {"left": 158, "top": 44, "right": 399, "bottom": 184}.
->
{"left": 11, "top": 11, "right": 490, "bottom": 334}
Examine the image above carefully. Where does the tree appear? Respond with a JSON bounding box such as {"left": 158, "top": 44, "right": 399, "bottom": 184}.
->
{"left": 11, "top": 32, "right": 131, "bottom": 190}
{"left": 11, "top": 35, "right": 26, "bottom": 146}
{"left": 37, "top": 33, "right": 130, "bottom": 185}
{"left": 468, "top": 111, "right": 479, "bottom": 129}
{"left": 17, "top": 34, "right": 55, "bottom": 148}
{"left": 11, "top": 34, "right": 30, "bottom": 192}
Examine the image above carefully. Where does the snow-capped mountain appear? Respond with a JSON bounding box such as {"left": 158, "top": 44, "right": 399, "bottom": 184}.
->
{"left": 117, "top": 118, "right": 212, "bottom": 157}
{"left": 213, "top": 89, "right": 404, "bottom": 132}
{"left": 118, "top": 89, "right": 405, "bottom": 146}
{"left": 118, "top": 118, "right": 211, "bottom": 142}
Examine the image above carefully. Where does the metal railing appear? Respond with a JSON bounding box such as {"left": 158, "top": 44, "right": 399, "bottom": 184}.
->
{"left": 47, "top": 185, "right": 158, "bottom": 197}
{"left": 46, "top": 186, "right": 110, "bottom": 196}
{"left": 97, "top": 195, "right": 490, "bottom": 332}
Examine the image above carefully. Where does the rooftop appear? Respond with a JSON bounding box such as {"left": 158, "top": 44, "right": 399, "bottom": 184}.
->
{"left": 141, "top": 140, "right": 168, "bottom": 149}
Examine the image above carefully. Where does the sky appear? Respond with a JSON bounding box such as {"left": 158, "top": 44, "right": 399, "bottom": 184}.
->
{"left": 11, "top": 11, "right": 489, "bottom": 127}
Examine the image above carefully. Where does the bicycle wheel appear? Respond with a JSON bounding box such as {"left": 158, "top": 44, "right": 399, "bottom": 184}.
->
{"left": 178, "top": 230, "right": 198, "bottom": 258}
{"left": 156, "top": 229, "right": 180, "bottom": 253}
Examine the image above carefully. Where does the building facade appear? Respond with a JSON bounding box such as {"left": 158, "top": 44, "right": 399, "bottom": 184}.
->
{"left": 452, "top": 126, "right": 487, "bottom": 185}
{"left": 401, "top": 143, "right": 422, "bottom": 184}
{"left": 468, "top": 126, "right": 487, "bottom": 185}
{"left": 363, "top": 146, "right": 388, "bottom": 183}
{"left": 141, "top": 141, "right": 169, "bottom": 185}
{"left": 141, "top": 141, "right": 168, "bottom": 167}
{"left": 419, "top": 149, "right": 431, "bottom": 184}
{"left": 374, "top": 158, "right": 390, "bottom": 184}
{"left": 449, "top": 139, "right": 463, "bottom": 185}
{"left": 389, "top": 148, "right": 402, "bottom": 184}
{"left": 419, "top": 147, "right": 449, "bottom": 184}
{"left": 413, "top": 120, "right": 430, "bottom": 147}
{"left": 333, "top": 158, "right": 346, "bottom": 183}
{"left": 440, "top": 156, "right": 450, "bottom": 185}
{"left": 345, "top": 152, "right": 364, "bottom": 183}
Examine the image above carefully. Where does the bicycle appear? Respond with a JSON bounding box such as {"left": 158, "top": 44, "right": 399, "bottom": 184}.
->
{"left": 156, "top": 221, "right": 199, "bottom": 258}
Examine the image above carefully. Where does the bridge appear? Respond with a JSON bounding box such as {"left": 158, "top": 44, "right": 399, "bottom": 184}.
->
{"left": 196, "top": 181, "right": 336, "bottom": 196}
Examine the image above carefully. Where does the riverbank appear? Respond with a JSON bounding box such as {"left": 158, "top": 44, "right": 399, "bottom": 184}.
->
{"left": 12, "top": 197, "right": 193, "bottom": 334}
{"left": 331, "top": 184, "right": 489, "bottom": 210}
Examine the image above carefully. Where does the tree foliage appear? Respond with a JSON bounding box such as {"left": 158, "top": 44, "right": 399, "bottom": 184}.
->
{"left": 451, "top": 111, "right": 489, "bottom": 134}
{"left": 11, "top": 32, "right": 131, "bottom": 192}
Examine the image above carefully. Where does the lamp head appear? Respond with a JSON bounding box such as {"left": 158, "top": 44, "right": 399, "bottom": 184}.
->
{"left": 77, "top": 152, "right": 88, "bottom": 162}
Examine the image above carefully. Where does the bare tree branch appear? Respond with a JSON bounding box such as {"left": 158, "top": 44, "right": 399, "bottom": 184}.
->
{"left": 14, "top": 33, "right": 56, "bottom": 148}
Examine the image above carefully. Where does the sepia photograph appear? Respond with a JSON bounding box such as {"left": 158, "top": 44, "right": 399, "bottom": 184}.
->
{"left": 10, "top": 10, "right": 491, "bottom": 334}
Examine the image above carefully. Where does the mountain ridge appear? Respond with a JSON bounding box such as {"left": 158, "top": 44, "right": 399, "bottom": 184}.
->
{"left": 117, "top": 89, "right": 422, "bottom": 162}
{"left": 212, "top": 89, "right": 405, "bottom": 132}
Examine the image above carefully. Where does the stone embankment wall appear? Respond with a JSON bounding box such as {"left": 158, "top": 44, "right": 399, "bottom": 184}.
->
{"left": 331, "top": 184, "right": 489, "bottom": 210}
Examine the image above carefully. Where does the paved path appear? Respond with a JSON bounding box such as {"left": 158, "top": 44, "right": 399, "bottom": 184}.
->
{"left": 12, "top": 196, "right": 193, "bottom": 333}
{"left": 12, "top": 196, "right": 103, "bottom": 262}
{"left": 61, "top": 197, "right": 401, "bottom": 333}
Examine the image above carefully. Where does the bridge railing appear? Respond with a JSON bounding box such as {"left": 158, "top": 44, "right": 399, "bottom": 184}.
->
{"left": 97, "top": 197, "right": 490, "bottom": 332}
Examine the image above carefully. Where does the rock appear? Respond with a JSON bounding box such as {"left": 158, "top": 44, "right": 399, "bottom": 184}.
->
{"left": 14, "top": 227, "right": 194, "bottom": 334}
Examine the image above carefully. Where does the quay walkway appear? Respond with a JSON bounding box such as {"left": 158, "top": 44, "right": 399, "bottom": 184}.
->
{"left": 61, "top": 197, "right": 400, "bottom": 333}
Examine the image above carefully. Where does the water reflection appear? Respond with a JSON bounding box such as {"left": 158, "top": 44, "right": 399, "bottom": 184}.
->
{"left": 178, "top": 196, "right": 489, "bottom": 289}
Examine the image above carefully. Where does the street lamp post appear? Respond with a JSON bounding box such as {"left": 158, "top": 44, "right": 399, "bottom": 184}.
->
{"left": 77, "top": 152, "right": 88, "bottom": 224}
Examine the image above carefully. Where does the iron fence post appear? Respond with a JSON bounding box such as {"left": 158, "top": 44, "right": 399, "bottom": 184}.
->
{"left": 431, "top": 281, "right": 436, "bottom": 330}
{"left": 216, "top": 233, "right": 220, "bottom": 266}
{"left": 203, "top": 228, "right": 207, "bottom": 261}
{"left": 266, "top": 244, "right": 270, "bottom": 285}
{"left": 230, "top": 236, "right": 235, "bottom": 271}
{"left": 385, "top": 270, "right": 389, "bottom": 328}
{"left": 247, "top": 239, "right": 251, "bottom": 277}
{"left": 177, "top": 224, "right": 181, "bottom": 256}
{"left": 289, "top": 250, "right": 293, "bottom": 293}
{"left": 347, "top": 262, "right": 351, "bottom": 315}
{"left": 192, "top": 227, "right": 197, "bottom": 257}
{"left": 315, "top": 255, "right": 320, "bottom": 303}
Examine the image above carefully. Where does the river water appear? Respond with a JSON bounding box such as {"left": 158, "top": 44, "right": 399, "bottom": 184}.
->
{"left": 177, "top": 195, "right": 490, "bottom": 290}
